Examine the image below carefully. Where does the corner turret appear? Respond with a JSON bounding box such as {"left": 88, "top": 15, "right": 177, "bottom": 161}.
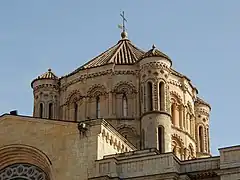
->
{"left": 139, "top": 45, "right": 172, "bottom": 153}
{"left": 195, "top": 97, "right": 211, "bottom": 158}
{"left": 31, "top": 69, "right": 60, "bottom": 119}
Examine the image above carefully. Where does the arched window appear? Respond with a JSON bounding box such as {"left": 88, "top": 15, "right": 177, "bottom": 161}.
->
{"left": 199, "top": 126, "right": 204, "bottom": 152}
{"left": 96, "top": 96, "right": 100, "bottom": 118}
{"left": 142, "top": 129, "right": 145, "bottom": 149}
{"left": 74, "top": 102, "right": 78, "bottom": 121}
{"left": 147, "top": 82, "right": 153, "bottom": 111}
{"left": 39, "top": 103, "right": 43, "bottom": 118}
{"left": 158, "top": 126, "right": 164, "bottom": 153}
{"left": 171, "top": 104, "right": 175, "bottom": 125}
{"left": 159, "top": 82, "right": 164, "bottom": 111}
{"left": 48, "top": 103, "right": 53, "bottom": 119}
{"left": 122, "top": 94, "right": 128, "bottom": 117}
{"left": 0, "top": 163, "right": 48, "bottom": 180}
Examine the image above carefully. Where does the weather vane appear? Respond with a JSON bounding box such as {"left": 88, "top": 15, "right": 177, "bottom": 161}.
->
{"left": 118, "top": 11, "right": 127, "bottom": 32}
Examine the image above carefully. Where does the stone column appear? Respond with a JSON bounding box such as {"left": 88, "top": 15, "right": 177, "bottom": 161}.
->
{"left": 183, "top": 106, "right": 187, "bottom": 130}
{"left": 133, "top": 93, "right": 137, "bottom": 117}
{"left": 190, "top": 116, "right": 194, "bottom": 137}
{"left": 108, "top": 92, "right": 113, "bottom": 116}
{"left": 143, "top": 84, "right": 146, "bottom": 113}
{"left": 85, "top": 97, "right": 89, "bottom": 118}
{"left": 207, "top": 128, "right": 210, "bottom": 153}
{"left": 104, "top": 94, "right": 108, "bottom": 117}
{"left": 176, "top": 146, "right": 181, "bottom": 160}
{"left": 171, "top": 104, "right": 175, "bottom": 125}
{"left": 62, "top": 105, "right": 65, "bottom": 120}
{"left": 174, "top": 104, "right": 179, "bottom": 127}
{"left": 179, "top": 105, "right": 183, "bottom": 129}
{"left": 186, "top": 113, "right": 190, "bottom": 134}
{"left": 112, "top": 93, "right": 116, "bottom": 116}
{"left": 205, "top": 128, "right": 207, "bottom": 152}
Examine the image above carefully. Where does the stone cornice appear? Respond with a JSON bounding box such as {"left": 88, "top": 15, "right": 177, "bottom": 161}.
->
{"left": 140, "top": 61, "right": 171, "bottom": 74}
{"left": 195, "top": 108, "right": 210, "bottom": 117}
{"left": 172, "top": 126, "right": 196, "bottom": 143}
{"left": 60, "top": 69, "right": 139, "bottom": 90}
{"left": 33, "top": 84, "right": 59, "bottom": 93}
{"left": 140, "top": 111, "right": 171, "bottom": 119}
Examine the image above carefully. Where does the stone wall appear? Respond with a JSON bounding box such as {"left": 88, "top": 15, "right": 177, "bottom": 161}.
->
{"left": 0, "top": 115, "right": 136, "bottom": 180}
{"left": 91, "top": 146, "right": 240, "bottom": 180}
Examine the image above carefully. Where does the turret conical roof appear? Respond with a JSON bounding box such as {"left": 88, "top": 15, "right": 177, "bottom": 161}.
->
{"left": 31, "top": 69, "right": 58, "bottom": 87}
{"left": 140, "top": 44, "right": 171, "bottom": 61}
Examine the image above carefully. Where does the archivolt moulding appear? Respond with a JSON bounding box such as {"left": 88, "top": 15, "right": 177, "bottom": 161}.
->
{"left": 170, "top": 91, "right": 183, "bottom": 104}
{"left": 87, "top": 84, "right": 107, "bottom": 97}
{"left": 117, "top": 124, "right": 137, "bottom": 136}
{"left": 113, "top": 81, "right": 137, "bottom": 95}
{"left": 145, "top": 77, "right": 157, "bottom": 84}
{"left": 189, "top": 143, "right": 194, "bottom": 154}
{"left": 66, "top": 90, "right": 83, "bottom": 104}
{"left": 0, "top": 144, "right": 52, "bottom": 180}
{"left": 171, "top": 134, "right": 184, "bottom": 147}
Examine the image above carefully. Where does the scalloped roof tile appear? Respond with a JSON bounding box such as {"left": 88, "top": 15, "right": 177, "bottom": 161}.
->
{"left": 140, "top": 45, "right": 171, "bottom": 61}
{"left": 38, "top": 69, "right": 58, "bottom": 80}
{"left": 67, "top": 38, "right": 145, "bottom": 76}
{"left": 31, "top": 69, "right": 58, "bottom": 88}
{"left": 195, "top": 97, "right": 211, "bottom": 109}
{"left": 32, "top": 69, "right": 58, "bottom": 82}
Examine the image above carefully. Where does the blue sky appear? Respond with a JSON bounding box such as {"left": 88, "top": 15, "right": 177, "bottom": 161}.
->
{"left": 0, "top": 1, "right": 239, "bottom": 155}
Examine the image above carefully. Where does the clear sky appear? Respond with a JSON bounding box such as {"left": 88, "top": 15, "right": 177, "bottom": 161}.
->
{"left": 0, "top": 0, "right": 239, "bottom": 156}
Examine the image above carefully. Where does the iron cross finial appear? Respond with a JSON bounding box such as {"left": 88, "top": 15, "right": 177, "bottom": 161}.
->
{"left": 120, "top": 11, "right": 127, "bottom": 32}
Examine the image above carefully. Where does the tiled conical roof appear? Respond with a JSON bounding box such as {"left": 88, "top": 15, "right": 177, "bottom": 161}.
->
{"left": 140, "top": 45, "right": 171, "bottom": 62}
{"left": 31, "top": 69, "right": 58, "bottom": 87}
{"left": 67, "top": 36, "right": 145, "bottom": 76}
{"left": 195, "top": 97, "right": 211, "bottom": 109}
{"left": 38, "top": 69, "right": 58, "bottom": 80}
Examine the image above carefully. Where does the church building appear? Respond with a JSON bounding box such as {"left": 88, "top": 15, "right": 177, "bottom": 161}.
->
{"left": 0, "top": 26, "right": 240, "bottom": 180}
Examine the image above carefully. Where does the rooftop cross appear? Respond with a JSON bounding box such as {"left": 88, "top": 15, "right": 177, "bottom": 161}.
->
{"left": 118, "top": 11, "right": 128, "bottom": 39}
{"left": 120, "top": 11, "right": 127, "bottom": 32}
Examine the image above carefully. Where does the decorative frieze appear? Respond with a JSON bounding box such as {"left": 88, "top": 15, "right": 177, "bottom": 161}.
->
{"left": 61, "top": 69, "right": 138, "bottom": 89}
{"left": 140, "top": 61, "right": 170, "bottom": 72}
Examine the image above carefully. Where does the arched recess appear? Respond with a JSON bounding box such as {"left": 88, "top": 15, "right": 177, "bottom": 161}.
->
{"left": 122, "top": 94, "right": 128, "bottom": 117}
{"left": 113, "top": 81, "right": 137, "bottom": 95}
{"left": 0, "top": 144, "right": 52, "bottom": 180}
{"left": 170, "top": 93, "right": 182, "bottom": 128}
{"left": 39, "top": 102, "right": 44, "bottom": 118}
{"left": 158, "top": 126, "right": 165, "bottom": 153}
{"left": 87, "top": 84, "right": 107, "bottom": 98}
{"left": 117, "top": 125, "right": 137, "bottom": 147}
{"left": 171, "top": 103, "right": 176, "bottom": 126}
{"left": 113, "top": 81, "right": 137, "bottom": 117}
{"left": 147, "top": 81, "right": 153, "bottom": 111}
{"left": 48, "top": 102, "right": 53, "bottom": 119}
{"left": 159, "top": 81, "right": 165, "bottom": 111}
{"left": 87, "top": 84, "right": 107, "bottom": 119}
{"left": 66, "top": 90, "right": 83, "bottom": 121}
{"left": 198, "top": 125, "right": 205, "bottom": 152}
{"left": 171, "top": 134, "right": 184, "bottom": 160}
